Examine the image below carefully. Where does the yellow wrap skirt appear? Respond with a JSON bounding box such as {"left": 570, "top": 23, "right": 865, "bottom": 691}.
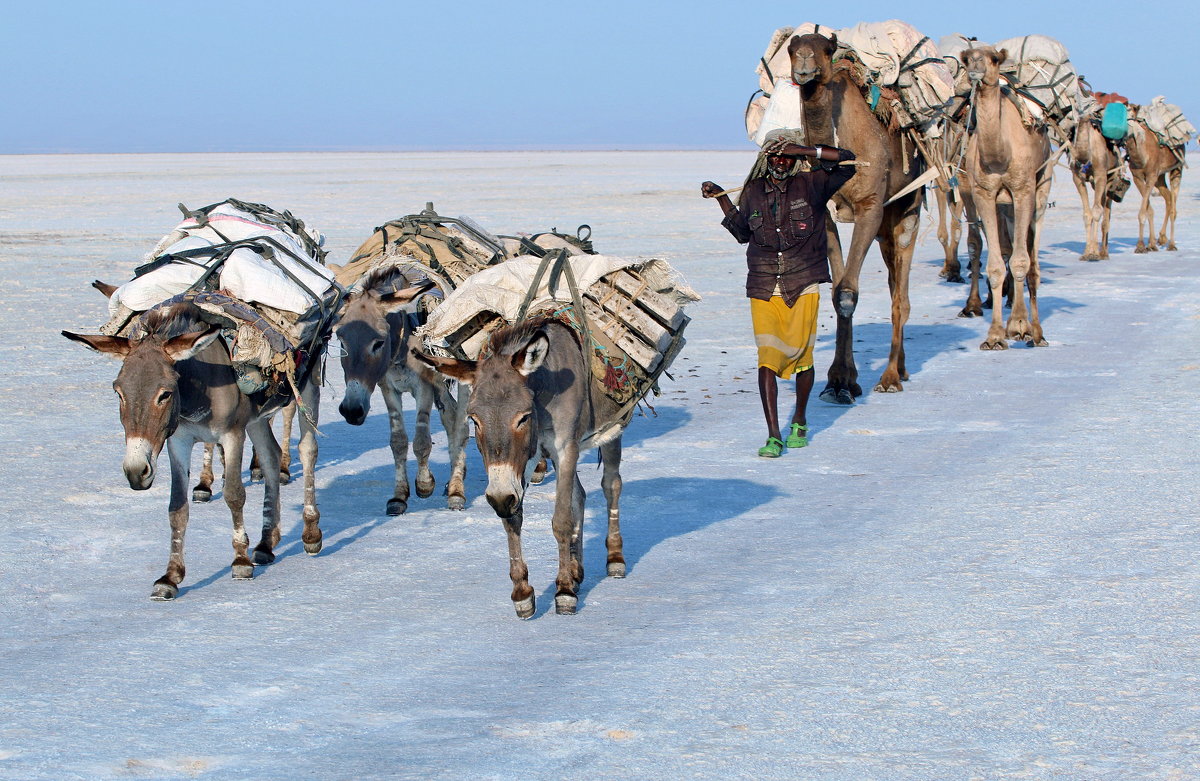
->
{"left": 750, "top": 285, "right": 819, "bottom": 378}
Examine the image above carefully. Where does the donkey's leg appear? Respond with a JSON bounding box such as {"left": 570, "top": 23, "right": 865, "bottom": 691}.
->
{"left": 296, "top": 376, "right": 323, "bottom": 555}
{"left": 599, "top": 437, "right": 625, "bottom": 578}
{"left": 503, "top": 508, "right": 535, "bottom": 619}
{"left": 438, "top": 382, "right": 468, "bottom": 510}
{"left": 245, "top": 418, "right": 281, "bottom": 566}
{"left": 153, "top": 434, "right": 197, "bottom": 600}
{"left": 551, "top": 445, "right": 585, "bottom": 615}
{"left": 412, "top": 380, "right": 436, "bottom": 500}
{"left": 209, "top": 427, "right": 255, "bottom": 579}
{"left": 192, "top": 443, "right": 216, "bottom": 503}
{"left": 279, "top": 401, "right": 295, "bottom": 484}
{"left": 381, "top": 372, "right": 412, "bottom": 516}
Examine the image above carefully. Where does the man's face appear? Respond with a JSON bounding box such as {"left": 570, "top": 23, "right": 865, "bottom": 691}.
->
{"left": 767, "top": 154, "right": 792, "bottom": 179}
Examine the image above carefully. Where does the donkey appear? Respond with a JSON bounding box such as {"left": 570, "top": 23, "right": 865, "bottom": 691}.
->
{"left": 417, "top": 316, "right": 626, "bottom": 618}
{"left": 63, "top": 302, "right": 324, "bottom": 600}
{"left": 91, "top": 280, "right": 293, "bottom": 503}
{"left": 335, "top": 267, "right": 468, "bottom": 514}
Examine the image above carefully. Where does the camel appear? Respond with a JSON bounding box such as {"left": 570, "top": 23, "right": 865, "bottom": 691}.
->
{"left": 1069, "top": 115, "right": 1123, "bottom": 261}
{"left": 787, "top": 32, "right": 926, "bottom": 403}
{"left": 958, "top": 45, "right": 1052, "bottom": 349}
{"left": 1124, "top": 109, "right": 1185, "bottom": 253}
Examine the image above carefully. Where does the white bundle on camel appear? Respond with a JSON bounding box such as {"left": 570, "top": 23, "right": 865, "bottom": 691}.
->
{"left": 992, "top": 34, "right": 1089, "bottom": 131}
{"left": 1140, "top": 96, "right": 1196, "bottom": 147}
{"left": 746, "top": 20, "right": 954, "bottom": 144}
{"left": 101, "top": 199, "right": 343, "bottom": 392}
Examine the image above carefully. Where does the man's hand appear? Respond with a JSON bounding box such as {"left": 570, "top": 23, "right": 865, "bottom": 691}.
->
{"left": 701, "top": 181, "right": 724, "bottom": 199}
{"left": 838, "top": 148, "right": 857, "bottom": 162}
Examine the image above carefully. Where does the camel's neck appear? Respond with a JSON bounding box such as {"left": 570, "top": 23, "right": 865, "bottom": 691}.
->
{"left": 973, "top": 79, "right": 1011, "bottom": 166}
{"left": 798, "top": 75, "right": 839, "bottom": 147}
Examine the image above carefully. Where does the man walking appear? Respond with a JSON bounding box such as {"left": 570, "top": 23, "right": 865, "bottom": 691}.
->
{"left": 702, "top": 131, "right": 856, "bottom": 457}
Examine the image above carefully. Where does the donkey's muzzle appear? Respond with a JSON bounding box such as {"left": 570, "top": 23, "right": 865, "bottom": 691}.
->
{"left": 123, "top": 437, "right": 156, "bottom": 490}
{"left": 339, "top": 381, "right": 371, "bottom": 426}
{"left": 486, "top": 492, "right": 520, "bottom": 519}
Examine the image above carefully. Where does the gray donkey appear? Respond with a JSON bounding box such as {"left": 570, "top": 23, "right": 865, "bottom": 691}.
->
{"left": 335, "top": 267, "right": 468, "bottom": 514}
{"left": 417, "top": 316, "right": 626, "bottom": 618}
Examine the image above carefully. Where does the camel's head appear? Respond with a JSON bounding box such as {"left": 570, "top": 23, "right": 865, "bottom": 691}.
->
{"left": 960, "top": 46, "right": 1006, "bottom": 86}
{"left": 788, "top": 33, "right": 837, "bottom": 86}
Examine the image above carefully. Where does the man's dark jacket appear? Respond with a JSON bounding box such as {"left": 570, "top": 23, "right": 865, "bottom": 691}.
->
{"left": 721, "top": 164, "right": 854, "bottom": 305}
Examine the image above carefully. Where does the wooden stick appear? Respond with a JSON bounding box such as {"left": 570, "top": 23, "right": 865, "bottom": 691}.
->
{"left": 704, "top": 161, "right": 872, "bottom": 199}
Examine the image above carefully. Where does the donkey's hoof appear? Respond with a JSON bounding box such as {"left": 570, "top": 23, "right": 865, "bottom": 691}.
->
{"left": 252, "top": 549, "right": 276, "bottom": 566}
{"left": 303, "top": 539, "right": 323, "bottom": 556}
{"left": 279, "top": 470, "right": 291, "bottom": 485}
{"left": 554, "top": 593, "right": 578, "bottom": 615}
{"left": 191, "top": 487, "right": 212, "bottom": 503}
{"left": 232, "top": 563, "right": 254, "bottom": 580}
{"left": 416, "top": 479, "right": 435, "bottom": 499}
{"left": 150, "top": 581, "right": 178, "bottom": 601}
{"left": 250, "top": 467, "right": 265, "bottom": 483}
{"left": 447, "top": 495, "right": 466, "bottom": 511}
{"left": 386, "top": 498, "right": 408, "bottom": 516}
{"left": 513, "top": 596, "right": 536, "bottom": 620}
{"left": 607, "top": 561, "right": 627, "bottom": 578}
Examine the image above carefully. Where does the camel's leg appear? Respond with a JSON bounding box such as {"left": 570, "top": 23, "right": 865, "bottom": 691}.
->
{"left": 152, "top": 433, "right": 199, "bottom": 600}
{"left": 935, "top": 186, "right": 964, "bottom": 282}
{"left": 960, "top": 195, "right": 985, "bottom": 317}
{"left": 977, "top": 190, "right": 1010, "bottom": 350}
{"left": 599, "top": 437, "right": 625, "bottom": 578}
{"left": 278, "top": 402, "right": 295, "bottom": 484}
{"left": 1003, "top": 182, "right": 1038, "bottom": 344}
{"left": 875, "top": 199, "right": 919, "bottom": 392}
{"left": 1133, "top": 177, "right": 1154, "bottom": 253}
{"left": 1158, "top": 170, "right": 1180, "bottom": 250}
{"left": 551, "top": 443, "right": 585, "bottom": 615}
{"left": 240, "top": 419, "right": 279, "bottom": 566}
{"left": 1073, "top": 172, "right": 1099, "bottom": 261}
{"left": 193, "top": 443, "right": 217, "bottom": 503}
{"left": 381, "top": 372, "right": 412, "bottom": 516}
{"left": 295, "top": 375, "right": 323, "bottom": 555}
{"left": 1099, "top": 194, "right": 1112, "bottom": 260}
{"left": 503, "top": 508, "right": 535, "bottom": 619}
{"left": 822, "top": 212, "right": 883, "bottom": 405}
{"left": 438, "top": 382, "right": 468, "bottom": 510}
{"left": 1023, "top": 174, "right": 1052, "bottom": 347}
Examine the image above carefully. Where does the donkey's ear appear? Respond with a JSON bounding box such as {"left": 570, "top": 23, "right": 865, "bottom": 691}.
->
{"left": 62, "top": 330, "right": 131, "bottom": 358}
{"left": 91, "top": 280, "right": 118, "bottom": 298}
{"left": 163, "top": 326, "right": 222, "bottom": 362}
{"left": 378, "top": 282, "right": 435, "bottom": 314}
{"left": 412, "top": 347, "right": 477, "bottom": 384}
{"left": 513, "top": 330, "right": 550, "bottom": 377}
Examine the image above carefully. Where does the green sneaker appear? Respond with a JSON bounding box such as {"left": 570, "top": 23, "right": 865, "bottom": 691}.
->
{"left": 785, "top": 423, "right": 808, "bottom": 449}
{"left": 757, "top": 437, "right": 784, "bottom": 458}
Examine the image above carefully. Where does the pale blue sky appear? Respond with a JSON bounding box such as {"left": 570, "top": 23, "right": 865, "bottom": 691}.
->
{"left": 2, "top": 0, "right": 1194, "bottom": 153}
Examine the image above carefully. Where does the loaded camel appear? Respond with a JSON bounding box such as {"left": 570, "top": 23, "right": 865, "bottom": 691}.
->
{"left": 1069, "top": 103, "right": 1124, "bottom": 261}
{"left": 1125, "top": 107, "right": 1185, "bottom": 253}
{"left": 787, "top": 32, "right": 926, "bottom": 403}
{"left": 958, "top": 45, "right": 1053, "bottom": 349}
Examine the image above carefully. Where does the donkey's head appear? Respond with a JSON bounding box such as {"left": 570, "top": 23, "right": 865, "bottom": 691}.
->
{"left": 335, "top": 269, "right": 433, "bottom": 426}
{"left": 63, "top": 305, "right": 221, "bottom": 490}
{"left": 789, "top": 33, "right": 837, "bottom": 87}
{"left": 961, "top": 46, "right": 1007, "bottom": 86}
{"left": 416, "top": 321, "right": 551, "bottom": 518}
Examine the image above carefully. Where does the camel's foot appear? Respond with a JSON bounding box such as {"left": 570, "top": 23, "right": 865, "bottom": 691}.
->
{"left": 874, "top": 372, "right": 904, "bottom": 394}
{"left": 1134, "top": 243, "right": 1148, "bottom": 254}
{"left": 958, "top": 303, "right": 983, "bottom": 318}
{"left": 1006, "top": 319, "right": 1036, "bottom": 343}
{"left": 819, "top": 385, "right": 857, "bottom": 405}
{"left": 150, "top": 578, "right": 179, "bottom": 601}
{"left": 1079, "top": 252, "right": 1100, "bottom": 262}
{"left": 980, "top": 329, "right": 1009, "bottom": 350}
{"left": 1167, "top": 243, "right": 1178, "bottom": 251}
{"left": 513, "top": 595, "right": 535, "bottom": 620}
{"left": 415, "top": 473, "right": 435, "bottom": 499}
{"left": 387, "top": 497, "right": 409, "bottom": 516}
{"left": 191, "top": 486, "right": 213, "bottom": 503}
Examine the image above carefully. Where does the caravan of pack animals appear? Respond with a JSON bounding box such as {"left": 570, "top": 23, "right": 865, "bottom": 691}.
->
{"left": 63, "top": 21, "right": 1194, "bottom": 618}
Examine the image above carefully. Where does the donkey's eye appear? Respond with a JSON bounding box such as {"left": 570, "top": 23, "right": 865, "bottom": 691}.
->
{"left": 157, "top": 390, "right": 173, "bottom": 405}
{"left": 514, "top": 412, "right": 532, "bottom": 429}
{"left": 468, "top": 414, "right": 482, "bottom": 432}
{"left": 370, "top": 340, "right": 385, "bottom": 354}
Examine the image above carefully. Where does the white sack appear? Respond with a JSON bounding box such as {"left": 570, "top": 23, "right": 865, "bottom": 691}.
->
{"left": 751, "top": 79, "right": 804, "bottom": 146}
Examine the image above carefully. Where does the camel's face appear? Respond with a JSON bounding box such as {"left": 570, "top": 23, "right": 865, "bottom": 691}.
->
{"left": 788, "top": 33, "right": 836, "bottom": 86}
{"left": 961, "top": 47, "right": 1005, "bottom": 86}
